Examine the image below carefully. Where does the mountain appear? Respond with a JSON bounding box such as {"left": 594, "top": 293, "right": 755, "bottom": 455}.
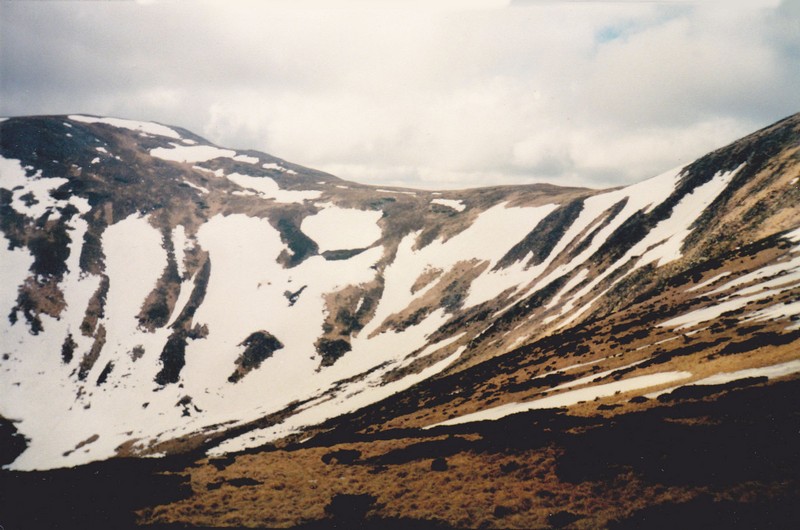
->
{"left": 1, "top": 113, "right": 799, "bottom": 529}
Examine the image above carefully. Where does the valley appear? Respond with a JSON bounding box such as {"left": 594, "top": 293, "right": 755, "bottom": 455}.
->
{"left": 0, "top": 112, "right": 798, "bottom": 528}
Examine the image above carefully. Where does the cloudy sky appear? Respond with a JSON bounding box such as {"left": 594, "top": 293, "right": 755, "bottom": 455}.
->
{"left": 1, "top": 0, "right": 798, "bottom": 189}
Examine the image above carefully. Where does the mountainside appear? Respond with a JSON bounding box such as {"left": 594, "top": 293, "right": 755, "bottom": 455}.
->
{"left": 1, "top": 113, "right": 799, "bottom": 529}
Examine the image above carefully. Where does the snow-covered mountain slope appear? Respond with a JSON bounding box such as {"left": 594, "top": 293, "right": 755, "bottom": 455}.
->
{"left": 1, "top": 113, "right": 799, "bottom": 472}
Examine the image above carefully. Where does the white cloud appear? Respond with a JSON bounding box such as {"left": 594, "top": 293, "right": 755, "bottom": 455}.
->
{"left": 1, "top": 0, "right": 797, "bottom": 189}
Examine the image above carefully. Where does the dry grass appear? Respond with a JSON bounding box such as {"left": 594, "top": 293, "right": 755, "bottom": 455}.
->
{"left": 139, "top": 391, "right": 800, "bottom": 529}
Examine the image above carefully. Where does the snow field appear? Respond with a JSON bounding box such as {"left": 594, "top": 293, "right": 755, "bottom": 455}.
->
{"left": 399, "top": 202, "right": 558, "bottom": 313}
{"left": 3, "top": 129, "right": 797, "bottom": 472}
{"left": 210, "top": 345, "right": 465, "bottom": 455}
{"left": 176, "top": 214, "right": 387, "bottom": 427}
{"left": 357, "top": 203, "right": 553, "bottom": 339}
{"left": 486, "top": 166, "right": 686, "bottom": 325}
{"left": 172, "top": 212, "right": 465, "bottom": 454}
{"left": 555, "top": 168, "right": 738, "bottom": 329}
{"left": 1, "top": 212, "right": 174, "bottom": 470}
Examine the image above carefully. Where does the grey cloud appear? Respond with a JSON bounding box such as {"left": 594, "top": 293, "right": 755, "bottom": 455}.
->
{"left": 1, "top": 1, "right": 798, "bottom": 189}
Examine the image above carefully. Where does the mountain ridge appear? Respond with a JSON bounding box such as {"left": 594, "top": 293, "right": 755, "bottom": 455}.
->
{"left": 0, "top": 112, "right": 799, "bottom": 510}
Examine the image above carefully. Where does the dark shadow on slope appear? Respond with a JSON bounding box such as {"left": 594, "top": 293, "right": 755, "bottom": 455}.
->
{"left": 0, "top": 456, "right": 193, "bottom": 530}
{"left": 555, "top": 379, "right": 800, "bottom": 486}
{"left": 656, "top": 377, "right": 767, "bottom": 401}
{"left": 144, "top": 517, "right": 461, "bottom": 530}
{"left": 609, "top": 496, "right": 800, "bottom": 530}
{"left": 311, "top": 378, "right": 800, "bottom": 491}
{"left": 299, "top": 496, "right": 462, "bottom": 530}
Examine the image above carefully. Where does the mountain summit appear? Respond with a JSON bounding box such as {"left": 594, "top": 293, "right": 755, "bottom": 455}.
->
{"left": 1, "top": 113, "right": 799, "bottom": 528}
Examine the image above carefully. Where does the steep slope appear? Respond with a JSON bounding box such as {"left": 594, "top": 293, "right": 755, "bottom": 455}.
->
{"left": 134, "top": 114, "right": 800, "bottom": 530}
{"left": 0, "top": 114, "right": 589, "bottom": 471}
{"left": 0, "top": 111, "right": 798, "bottom": 495}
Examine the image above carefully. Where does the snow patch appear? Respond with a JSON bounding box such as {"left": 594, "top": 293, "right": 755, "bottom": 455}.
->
{"left": 632, "top": 168, "right": 738, "bottom": 268}
{"left": 784, "top": 226, "right": 800, "bottom": 242}
{"left": 693, "top": 359, "right": 800, "bottom": 386}
{"left": 261, "top": 162, "right": 298, "bottom": 175}
{"left": 182, "top": 180, "right": 209, "bottom": 194}
{"left": 378, "top": 189, "right": 416, "bottom": 196}
{"left": 151, "top": 144, "right": 236, "bottom": 163}
{"left": 172, "top": 225, "right": 188, "bottom": 278}
{"left": 226, "top": 172, "right": 321, "bottom": 203}
{"left": 431, "top": 198, "right": 466, "bottom": 212}
{"left": 745, "top": 299, "right": 800, "bottom": 325}
{"left": 233, "top": 154, "right": 259, "bottom": 164}
{"left": 647, "top": 359, "right": 800, "bottom": 398}
{"left": 660, "top": 291, "right": 776, "bottom": 329}
{"left": 708, "top": 253, "right": 800, "bottom": 296}
{"left": 687, "top": 271, "right": 732, "bottom": 292}
{"left": 663, "top": 252, "right": 800, "bottom": 329}
{"left": 2, "top": 157, "right": 70, "bottom": 219}
{"left": 301, "top": 207, "right": 383, "bottom": 252}
{"left": 193, "top": 166, "right": 225, "bottom": 178}
{"left": 431, "top": 371, "right": 691, "bottom": 427}
{"left": 69, "top": 115, "right": 181, "bottom": 139}
{"left": 545, "top": 269, "right": 589, "bottom": 311}
{"left": 166, "top": 272, "right": 197, "bottom": 329}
